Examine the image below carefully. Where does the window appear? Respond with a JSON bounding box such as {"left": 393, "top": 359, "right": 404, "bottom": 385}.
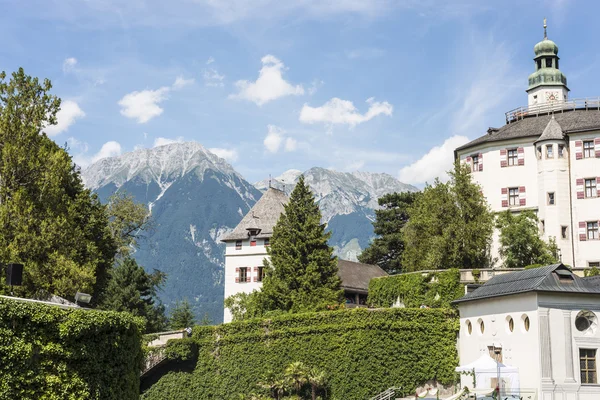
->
{"left": 238, "top": 267, "right": 248, "bottom": 283}
{"left": 547, "top": 192, "right": 555, "bottom": 205}
{"left": 523, "top": 315, "right": 530, "bottom": 332}
{"left": 250, "top": 240, "right": 257, "bottom": 247}
{"left": 585, "top": 178, "right": 597, "bottom": 198}
{"left": 466, "top": 320, "right": 472, "bottom": 335}
{"left": 256, "top": 266, "right": 265, "bottom": 282}
{"left": 536, "top": 60, "right": 541, "bottom": 70}
{"left": 556, "top": 59, "right": 559, "bottom": 69}
{"left": 264, "top": 238, "right": 270, "bottom": 247}
{"left": 479, "top": 319, "right": 485, "bottom": 334}
{"left": 588, "top": 222, "right": 599, "bottom": 240}
{"left": 576, "top": 311, "right": 598, "bottom": 333}
{"left": 562, "top": 226, "right": 568, "bottom": 239}
{"left": 537, "top": 146, "right": 542, "bottom": 159}
{"left": 590, "top": 262, "right": 600, "bottom": 268}
{"left": 580, "top": 349, "right": 597, "bottom": 384}
{"left": 507, "top": 316, "right": 514, "bottom": 333}
{"left": 507, "top": 148, "right": 518, "bottom": 166}
{"left": 546, "top": 144, "right": 554, "bottom": 158}
{"left": 472, "top": 155, "right": 479, "bottom": 172}
{"left": 235, "top": 240, "right": 242, "bottom": 250}
{"left": 546, "top": 57, "right": 553, "bottom": 68}
{"left": 509, "top": 187, "right": 519, "bottom": 206}
{"left": 558, "top": 144, "right": 565, "bottom": 158}
{"left": 584, "top": 140, "right": 594, "bottom": 158}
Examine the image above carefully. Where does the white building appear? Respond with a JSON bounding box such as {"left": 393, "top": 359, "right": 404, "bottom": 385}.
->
{"left": 221, "top": 187, "right": 387, "bottom": 323}
{"left": 455, "top": 25, "right": 600, "bottom": 269}
{"left": 455, "top": 264, "right": 600, "bottom": 399}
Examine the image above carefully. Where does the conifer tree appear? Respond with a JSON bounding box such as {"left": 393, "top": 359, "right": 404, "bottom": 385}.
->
{"left": 169, "top": 299, "right": 195, "bottom": 329}
{"left": 258, "top": 175, "right": 343, "bottom": 313}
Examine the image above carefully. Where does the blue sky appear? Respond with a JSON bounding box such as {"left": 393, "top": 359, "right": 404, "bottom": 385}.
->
{"left": 1, "top": 0, "right": 597, "bottom": 185}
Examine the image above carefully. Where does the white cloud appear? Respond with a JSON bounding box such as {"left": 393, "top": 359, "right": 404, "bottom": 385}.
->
{"left": 398, "top": 135, "right": 469, "bottom": 185}
{"left": 67, "top": 136, "right": 89, "bottom": 153}
{"left": 230, "top": 55, "right": 304, "bottom": 106}
{"left": 206, "top": 56, "right": 215, "bottom": 65}
{"left": 153, "top": 136, "right": 184, "bottom": 147}
{"left": 284, "top": 137, "right": 297, "bottom": 152}
{"left": 92, "top": 141, "right": 122, "bottom": 163}
{"left": 173, "top": 76, "right": 195, "bottom": 89}
{"left": 209, "top": 147, "right": 238, "bottom": 162}
{"left": 344, "top": 160, "right": 365, "bottom": 171}
{"left": 44, "top": 100, "right": 85, "bottom": 136}
{"left": 299, "top": 97, "right": 392, "bottom": 127}
{"left": 62, "top": 57, "right": 77, "bottom": 73}
{"left": 72, "top": 140, "right": 122, "bottom": 167}
{"left": 203, "top": 68, "right": 225, "bottom": 87}
{"left": 118, "top": 87, "right": 169, "bottom": 123}
{"left": 264, "top": 125, "right": 284, "bottom": 153}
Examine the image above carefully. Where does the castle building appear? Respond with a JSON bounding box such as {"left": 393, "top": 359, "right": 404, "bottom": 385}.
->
{"left": 455, "top": 22, "right": 600, "bottom": 269}
{"left": 221, "top": 187, "right": 386, "bottom": 323}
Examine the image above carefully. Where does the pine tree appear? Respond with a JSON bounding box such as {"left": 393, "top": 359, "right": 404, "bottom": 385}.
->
{"left": 402, "top": 162, "right": 493, "bottom": 271}
{"left": 0, "top": 68, "right": 116, "bottom": 300}
{"left": 258, "top": 175, "right": 343, "bottom": 313}
{"left": 169, "top": 299, "right": 195, "bottom": 329}
{"left": 358, "top": 192, "right": 419, "bottom": 274}
{"left": 100, "top": 257, "right": 167, "bottom": 333}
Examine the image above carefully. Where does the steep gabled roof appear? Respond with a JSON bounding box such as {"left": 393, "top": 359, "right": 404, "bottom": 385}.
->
{"left": 337, "top": 260, "right": 388, "bottom": 293}
{"left": 454, "top": 264, "right": 600, "bottom": 304}
{"left": 222, "top": 188, "right": 288, "bottom": 241}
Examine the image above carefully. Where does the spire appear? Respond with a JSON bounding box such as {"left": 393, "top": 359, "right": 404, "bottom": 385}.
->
{"left": 543, "top": 17, "right": 547, "bottom": 40}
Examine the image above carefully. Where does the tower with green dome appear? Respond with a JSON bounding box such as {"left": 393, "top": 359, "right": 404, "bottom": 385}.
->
{"left": 526, "top": 18, "right": 569, "bottom": 108}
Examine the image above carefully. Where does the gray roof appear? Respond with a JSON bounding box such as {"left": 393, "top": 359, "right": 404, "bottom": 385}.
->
{"left": 222, "top": 188, "right": 288, "bottom": 241}
{"left": 456, "top": 109, "right": 600, "bottom": 152}
{"left": 337, "top": 260, "right": 388, "bottom": 293}
{"left": 454, "top": 264, "right": 600, "bottom": 304}
{"left": 534, "top": 116, "right": 564, "bottom": 143}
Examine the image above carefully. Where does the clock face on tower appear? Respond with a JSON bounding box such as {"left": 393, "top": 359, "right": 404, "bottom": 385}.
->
{"left": 545, "top": 91, "right": 559, "bottom": 102}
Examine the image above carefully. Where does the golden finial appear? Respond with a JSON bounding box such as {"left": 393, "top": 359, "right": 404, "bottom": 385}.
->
{"left": 543, "top": 17, "right": 547, "bottom": 39}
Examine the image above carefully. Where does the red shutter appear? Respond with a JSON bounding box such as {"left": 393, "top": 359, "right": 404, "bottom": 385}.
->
{"left": 466, "top": 156, "right": 472, "bottom": 162}
{"left": 246, "top": 275, "right": 251, "bottom": 283}
{"left": 575, "top": 140, "right": 583, "bottom": 160}
{"left": 517, "top": 147, "right": 525, "bottom": 166}
{"left": 250, "top": 240, "right": 257, "bottom": 247}
{"left": 579, "top": 221, "right": 587, "bottom": 241}
{"left": 501, "top": 187, "right": 508, "bottom": 207}
{"left": 253, "top": 276, "right": 257, "bottom": 282}
{"left": 235, "top": 267, "right": 239, "bottom": 273}
{"left": 519, "top": 186, "right": 526, "bottom": 206}
{"left": 254, "top": 266, "right": 258, "bottom": 272}
{"left": 479, "top": 153, "right": 483, "bottom": 171}
{"left": 500, "top": 149, "right": 507, "bottom": 167}
{"left": 596, "top": 138, "right": 600, "bottom": 158}
{"left": 576, "top": 178, "right": 585, "bottom": 199}
{"left": 235, "top": 277, "right": 239, "bottom": 283}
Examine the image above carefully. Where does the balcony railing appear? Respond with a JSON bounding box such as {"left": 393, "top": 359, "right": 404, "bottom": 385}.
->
{"left": 505, "top": 97, "right": 600, "bottom": 124}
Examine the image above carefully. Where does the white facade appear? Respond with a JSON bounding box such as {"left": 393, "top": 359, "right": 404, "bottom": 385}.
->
{"left": 459, "top": 291, "right": 600, "bottom": 400}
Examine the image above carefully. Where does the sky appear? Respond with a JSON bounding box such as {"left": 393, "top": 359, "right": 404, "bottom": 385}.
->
{"left": 1, "top": 0, "right": 598, "bottom": 186}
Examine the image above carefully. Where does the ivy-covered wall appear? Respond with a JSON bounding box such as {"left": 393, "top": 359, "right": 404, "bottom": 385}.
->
{"left": 0, "top": 297, "right": 143, "bottom": 400}
{"left": 142, "top": 308, "right": 459, "bottom": 400}
{"left": 367, "top": 269, "right": 465, "bottom": 309}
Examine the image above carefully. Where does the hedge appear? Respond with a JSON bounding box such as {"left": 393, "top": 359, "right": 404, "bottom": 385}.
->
{"left": 142, "top": 308, "right": 459, "bottom": 400}
{"left": 0, "top": 297, "right": 144, "bottom": 400}
{"left": 367, "top": 269, "right": 465, "bottom": 309}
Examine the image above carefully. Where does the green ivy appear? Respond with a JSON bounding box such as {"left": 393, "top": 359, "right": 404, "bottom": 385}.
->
{"left": 367, "top": 269, "right": 464, "bottom": 308}
{"left": 142, "top": 308, "right": 459, "bottom": 400}
{"left": 0, "top": 297, "right": 144, "bottom": 400}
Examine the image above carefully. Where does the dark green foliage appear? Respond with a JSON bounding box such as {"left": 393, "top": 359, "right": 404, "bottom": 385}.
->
{"left": 100, "top": 257, "right": 167, "bottom": 333}
{"left": 0, "top": 297, "right": 143, "bottom": 399}
{"left": 402, "top": 163, "right": 493, "bottom": 271}
{"left": 496, "top": 210, "right": 558, "bottom": 268}
{"left": 255, "top": 175, "right": 343, "bottom": 314}
{"left": 367, "top": 269, "right": 464, "bottom": 308}
{"left": 164, "top": 338, "right": 198, "bottom": 363}
{"left": 170, "top": 299, "right": 195, "bottom": 329}
{"left": 0, "top": 68, "right": 116, "bottom": 300}
{"left": 585, "top": 266, "right": 600, "bottom": 277}
{"left": 359, "top": 192, "right": 419, "bottom": 274}
{"left": 142, "top": 308, "right": 459, "bottom": 400}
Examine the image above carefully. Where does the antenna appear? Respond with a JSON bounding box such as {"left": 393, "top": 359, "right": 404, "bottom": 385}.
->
{"left": 543, "top": 17, "right": 547, "bottom": 39}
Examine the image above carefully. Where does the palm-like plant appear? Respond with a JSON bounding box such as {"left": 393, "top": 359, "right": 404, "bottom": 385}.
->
{"left": 306, "top": 368, "right": 327, "bottom": 400}
{"left": 284, "top": 362, "right": 309, "bottom": 394}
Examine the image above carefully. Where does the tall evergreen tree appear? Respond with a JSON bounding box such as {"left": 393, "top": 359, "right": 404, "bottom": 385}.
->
{"left": 402, "top": 162, "right": 493, "bottom": 271}
{"left": 258, "top": 175, "right": 343, "bottom": 313}
{"left": 358, "top": 191, "right": 419, "bottom": 274}
{"left": 169, "top": 299, "right": 195, "bottom": 329}
{"left": 0, "top": 68, "right": 116, "bottom": 299}
{"left": 496, "top": 210, "right": 558, "bottom": 268}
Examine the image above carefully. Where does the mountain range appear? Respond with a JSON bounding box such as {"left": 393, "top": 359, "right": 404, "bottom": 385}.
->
{"left": 81, "top": 142, "right": 418, "bottom": 323}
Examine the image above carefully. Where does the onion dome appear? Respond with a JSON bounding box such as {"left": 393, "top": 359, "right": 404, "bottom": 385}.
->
{"left": 534, "top": 39, "right": 559, "bottom": 57}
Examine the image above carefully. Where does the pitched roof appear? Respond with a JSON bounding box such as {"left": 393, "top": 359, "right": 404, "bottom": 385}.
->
{"left": 534, "top": 116, "right": 564, "bottom": 143}
{"left": 454, "top": 264, "right": 600, "bottom": 304}
{"left": 222, "top": 188, "right": 288, "bottom": 241}
{"left": 337, "top": 260, "right": 388, "bottom": 293}
{"left": 455, "top": 109, "right": 600, "bottom": 152}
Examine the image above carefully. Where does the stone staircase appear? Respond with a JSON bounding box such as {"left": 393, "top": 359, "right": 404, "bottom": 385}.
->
{"left": 369, "top": 387, "right": 402, "bottom": 400}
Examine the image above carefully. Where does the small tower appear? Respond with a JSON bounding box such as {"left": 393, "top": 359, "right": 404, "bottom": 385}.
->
{"left": 527, "top": 18, "right": 569, "bottom": 108}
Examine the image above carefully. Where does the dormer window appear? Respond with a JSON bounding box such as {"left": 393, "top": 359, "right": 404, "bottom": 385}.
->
{"left": 247, "top": 228, "right": 261, "bottom": 237}
{"left": 554, "top": 268, "right": 574, "bottom": 282}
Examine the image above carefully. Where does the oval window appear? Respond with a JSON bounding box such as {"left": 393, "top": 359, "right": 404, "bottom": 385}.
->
{"left": 575, "top": 311, "right": 597, "bottom": 333}
{"left": 466, "top": 320, "right": 472, "bottom": 335}
{"left": 479, "top": 319, "right": 485, "bottom": 334}
{"left": 524, "top": 316, "right": 530, "bottom": 332}
{"left": 508, "top": 317, "right": 514, "bottom": 332}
